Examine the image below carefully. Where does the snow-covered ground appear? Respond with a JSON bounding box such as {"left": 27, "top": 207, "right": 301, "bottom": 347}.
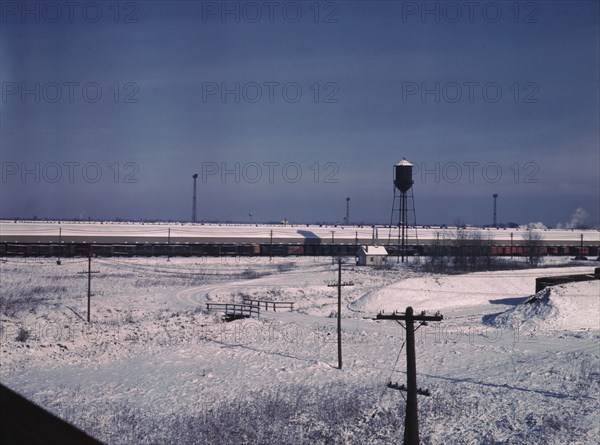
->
{"left": 0, "top": 256, "right": 598, "bottom": 444}
{"left": 1, "top": 220, "right": 599, "bottom": 244}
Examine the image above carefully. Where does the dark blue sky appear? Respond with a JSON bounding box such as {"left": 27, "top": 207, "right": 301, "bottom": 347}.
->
{"left": 1, "top": 0, "right": 599, "bottom": 226}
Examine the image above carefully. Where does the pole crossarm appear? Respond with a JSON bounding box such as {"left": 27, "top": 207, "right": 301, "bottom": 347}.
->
{"left": 375, "top": 311, "right": 443, "bottom": 322}
{"left": 387, "top": 382, "right": 431, "bottom": 397}
{"left": 327, "top": 282, "right": 354, "bottom": 287}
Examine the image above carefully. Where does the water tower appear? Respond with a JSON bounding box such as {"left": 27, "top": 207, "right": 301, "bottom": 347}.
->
{"left": 389, "top": 158, "right": 418, "bottom": 262}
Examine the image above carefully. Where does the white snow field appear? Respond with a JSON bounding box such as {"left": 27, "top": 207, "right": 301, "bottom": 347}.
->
{"left": 1, "top": 257, "right": 598, "bottom": 444}
{"left": 1, "top": 220, "right": 599, "bottom": 244}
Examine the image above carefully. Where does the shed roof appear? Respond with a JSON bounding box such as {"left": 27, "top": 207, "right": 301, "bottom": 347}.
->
{"left": 358, "top": 245, "right": 388, "bottom": 256}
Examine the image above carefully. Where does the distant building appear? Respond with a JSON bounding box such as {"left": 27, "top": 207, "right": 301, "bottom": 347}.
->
{"left": 356, "top": 245, "right": 388, "bottom": 266}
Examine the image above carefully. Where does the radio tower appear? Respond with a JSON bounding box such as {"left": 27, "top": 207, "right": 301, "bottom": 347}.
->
{"left": 493, "top": 194, "right": 498, "bottom": 228}
{"left": 192, "top": 173, "right": 198, "bottom": 223}
{"left": 346, "top": 197, "right": 350, "bottom": 226}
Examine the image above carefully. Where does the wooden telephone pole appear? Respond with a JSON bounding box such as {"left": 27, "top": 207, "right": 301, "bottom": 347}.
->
{"left": 167, "top": 228, "right": 171, "bottom": 261}
{"left": 331, "top": 231, "right": 335, "bottom": 264}
{"left": 376, "top": 307, "right": 443, "bottom": 445}
{"left": 77, "top": 247, "right": 99, "bottom": 322}
{"left": 57, "top": 227, "right": 62, "bottom": 265}
{"left": 327, "top": 258, "right": 353, "bottom": 369}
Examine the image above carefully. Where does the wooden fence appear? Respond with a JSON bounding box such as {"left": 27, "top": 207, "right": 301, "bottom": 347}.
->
{"left": 241, "top": 298, "right": 295, "bottom": 312}
{"left": 205, "top": 303, "right": 260, "bottom": 318}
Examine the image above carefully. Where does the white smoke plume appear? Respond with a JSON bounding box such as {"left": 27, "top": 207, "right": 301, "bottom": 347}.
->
{"left": 557, "top": 207, "right": 589, "bottom": 229}
{"left": 567, "top": 207, "right": 589, "bottom": 229}
{"left": 519, "top": 222, "right": 547, "bottom": 230}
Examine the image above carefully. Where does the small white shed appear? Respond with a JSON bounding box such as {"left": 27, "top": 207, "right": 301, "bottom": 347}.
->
{"left": 356, "top": 245, "right": 388, "bottom": 266}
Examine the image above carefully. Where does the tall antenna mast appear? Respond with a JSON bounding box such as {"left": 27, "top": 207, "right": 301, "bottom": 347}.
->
{"left": 346, "top": 197, "right": 350, "bottom": 226}
{"left": 192, "top": 173, "right": 198, "bottom": 223}
{"left": 493, "top": 194, "right": 498, "bottom": 228}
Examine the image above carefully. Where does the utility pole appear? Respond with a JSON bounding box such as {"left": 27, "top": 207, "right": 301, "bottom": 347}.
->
{"left": 87, "top": 250, "right": 91, "bottom": 322}
{"left": 401, "top": 191, "right": 407, "bottom": 263}
{"left": 57, "top": 227, "right": 62, "bottom": 265}
{"left": 376, "top": 307, "right": 443, "bottom": 445}
{"left": 510, "top": 232, "right": 514, "bottom": 259}
{"left": 435, "top": 232, "right": 440, "bottom": 265}
{"left": 327, "top": 258, "right": 354, "bottom": 369}
{"left": 576, "top": 233, "right": 588, "bottom": 260}
{"left": 78, "top": 246, "right": 99, "bottom": 323}
{"left": 331, "top": 230, "right": 335, "bottom": 264}
{"left": 167, "top": 228, "right": 171, "bottom": 261}
{"left": 270, "top": 229, "right": 273, "bottom": 261}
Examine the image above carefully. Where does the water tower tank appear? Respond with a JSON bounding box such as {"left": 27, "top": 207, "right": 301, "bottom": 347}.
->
{"left": 394, "top": 158, "right": 413, "bottom": 192}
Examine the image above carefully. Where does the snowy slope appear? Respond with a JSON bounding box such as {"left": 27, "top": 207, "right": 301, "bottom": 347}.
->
{"left": 486, "top": 280, "right": 599, "bottom": 332}
{"left": 1, "top": 259, "right": 598, "bottom": 444}
{"left": 350, "top": 267, "right": 596, "bottom": 315}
